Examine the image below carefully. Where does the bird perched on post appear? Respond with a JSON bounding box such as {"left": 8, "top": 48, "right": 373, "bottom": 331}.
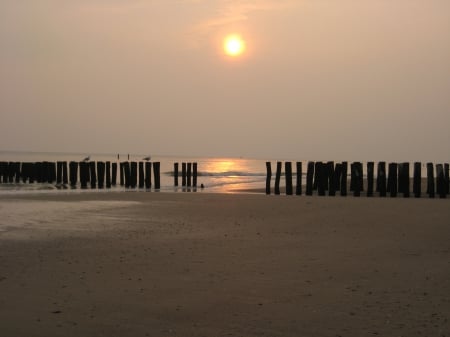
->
{"left": 83, "top": 156, "right": 90, "bottom": 162}
{"left": 142, "top": 156, "right": 151, "bottom": 161}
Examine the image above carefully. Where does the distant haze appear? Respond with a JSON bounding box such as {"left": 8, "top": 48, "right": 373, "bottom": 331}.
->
{"left": 1, "top": 0, "right": 449, "bottom": 161}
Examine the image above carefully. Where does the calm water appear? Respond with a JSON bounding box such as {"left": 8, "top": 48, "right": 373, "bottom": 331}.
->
{"left": 0, "top": 151, "right": 278, "bottom": 194}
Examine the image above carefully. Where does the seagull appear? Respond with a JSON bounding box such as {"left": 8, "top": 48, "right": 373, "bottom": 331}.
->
{"left": 83, "top": 156, "right": 90, "bottom": 162}
{"left": 142, "top": 156, "right": 151, "bottom": 161}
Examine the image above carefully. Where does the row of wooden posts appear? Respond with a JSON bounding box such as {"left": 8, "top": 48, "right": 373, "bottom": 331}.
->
{"left": 0, "top": 161, "right": 199, "bottom": 190}
{"left": 266, "top": 161, "right": 450, "bottom": 198}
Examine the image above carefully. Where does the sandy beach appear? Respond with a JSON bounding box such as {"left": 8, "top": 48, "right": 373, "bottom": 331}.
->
{"left": 0, "top": 192, "right": 449, "bottom": 337}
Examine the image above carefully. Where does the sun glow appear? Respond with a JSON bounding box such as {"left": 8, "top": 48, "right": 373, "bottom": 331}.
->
{"left": 223, "top": 34, "right": 246, "bottom": 57}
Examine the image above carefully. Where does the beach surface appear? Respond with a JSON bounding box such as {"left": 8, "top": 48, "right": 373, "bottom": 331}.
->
{"left": 0, "top": 192, "right": 449, "bottom": 336}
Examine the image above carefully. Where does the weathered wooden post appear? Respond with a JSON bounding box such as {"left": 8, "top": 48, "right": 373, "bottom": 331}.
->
{"left": 69, "top": 162, "right": 78, "bottom": 187}
{"left": 306, "top": 161, "right": 314, "bottom": 196}
{"left": 193, "top": 162, "right": 198, "bottom": 188}
{"left": 111, "top": 163, "right": 117, "bottom": 186}
{"left": 106, "top": 161, "right": 111, "bottom": 188}
{"left": 413, "top": 162, "right": 421, "bottom": 198}
{"left": 334, "top": 163, "right": 342, "bottom": 191}
{"left": 367, "top": 162, "right": 374, "bottom": 197}
{"left": 327, "top": 161, "right": 335, "bottom": 196}
{"left": 153, "top": 162, "right": 161, "bottom": 189}
{"left": 352, "top": 163, "right": 361, "bottom": 197}
{"left": 174, "top": 163, "right": 179, "bottom": 187}
{"left": 296, "top": 162, "right": 302, "bottom": 196}
{"left": 145, "top": 162, "right": 152, "bottom": 189}
{"left": 56, "top": 161, "right": 63, "bottom": 184}
{"left": 436, "top": 164, "right": 446, "bottom": 198}
{"left": 130, "top": 162, "right": 137, "bottom": 188}
{"left": 377, "top": 162, "right": 386, "bottom": 197}
{"left": 119, "top": 163, "right": 124, "bottom": 186}
{"left": 274, "top": 161, "right": 282, "bottom": 195}
{"left": 285, "top": 161, "right": 293, "bottom": 195}
{"left": 426, "top": 163, "right": 435, "bottom": 198}
{"left": 182, "top": 162, "right": 187, "bottom": 187}
{"left": 79, "top": 162, "right": 88, "bottom": 188}
{"left": 97, "top": 162, "right": 105, "bottom": 189}
{"left": 445, "top": 163, "right": 449, "bottom": 195}
{"left": 62, "top": 162, "right": 68, "bottom": 185}
{"left": 313, "top": 162, "right": 320, "bottom": 191}
{"left": 89, "top": 161, "right": 97, "bottom": 188}
{"left": 187, "top": 162, "right": 192, "bottom": 187}
{"left": 266, "top": 162, "right": 271, "bottom": 195}
{"left": 122, "top": 161, "right": 131, "bottom": 188}
{"left": 36, "top": 162, "right": 44, "bottom": 183}
{"left": 47, "top": 162, "right": 56, "bottom": 184}
{"left": 387, "top": 163, "right": 398, "bottom": 197}
{"left": 317, "top": 162, "right": 326, "bottom": 196}
{"left": 340, "top": 162, "right": 348, "bottom": 196}
{"left": 139, "top": 162, "right": 144, "bottom": 188}
{"left": 401, "top": 162, "right": 410, "bottom": 198}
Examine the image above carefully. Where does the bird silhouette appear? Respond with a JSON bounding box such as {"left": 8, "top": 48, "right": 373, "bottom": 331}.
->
{"left": 83, "top": 156, "right": 90, "bottom": 162}
{"left": 142, "top": 156, "right": 151, "bottom": 161}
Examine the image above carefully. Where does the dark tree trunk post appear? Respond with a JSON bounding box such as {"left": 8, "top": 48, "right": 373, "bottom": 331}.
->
{"left": 56, "top": 161, "right": 63, "bottom": 184}
{"left": 106, "top": 161, "right": 111, "bottom": 188}
{"left": 445, "top": 163, "right": 449, "bottom": 195}
{"left": 367, "top": 162, "right": 374, "bottom": 197}
{"left": 79, "top": 162, "right": 88, "bottom": 189}
{"left": 388, "top": 163, "right": 398, "bottom": 197}
{"left": 306, "top": 161, "right": 315, "bottom": 196}
{"left": 426, "top": 163, "right": 435, "bottom": 198}
{"left": 340, "top": 162, "right": 348, "bottom": 196}
{"left": 123, "top": 162, "right": 131, "bottom": 188}
{"left": 139, "top": 162, "right": 145, "bottom": 188}
{"left": 413, "top": 162, "right": 421, "bottom": 198}
{"left": 334, "top": 163, "right": 342, "bottom": 191}
{"left": 62, "top": 162, "right": 68, "bottom": 185}
{"left": 193, "top": 162, "right": 198, "bottom": 188}
{"left": 274, "top": 161, "right": 282, "bottom": 195}
{"left": 119, "top": 163, "right": 125, "bottom": 186}
{"left": 174, "top": 163, "right": 179, "bottom": 187}
{"left": 436, "top": 164, "right": 446, "bottom": 198}
{"left": 295, "top": 162, "right": 302, "bottom": 196}
{"left": 153, "top": 162, "right": 161, "bottom": 190}
{"left": 145, "top": 162, "right": 152, "bottom": 189}
{"left": 97, "top": 162, "right": 105, "bottom": 189}
{"left": 317, "top": 162, "right": 326, "bottom": 196}
{"left": 352, "top": 163, "right": 361, "bottom": 197}
{"left": 130, "top": 162, "right": 138, "bottom": 188}
{"left": 377, "top": 162, "right": 387, "bottom": 197}
{"left": 111, "top": 163, "right": 117, "bottom": 186}
{"left": 402, "top": 162, "right": 410, "bottom": 198}
{"left": 89, "top": 161, "right": 97, "bottom": 188}
{"left": 327, "top": 161, "right": 335, "bottom": 196}
{"left": 285, "top": 161, "right": 293, "bottom": 195}
{"left": 182, "top": 163, "right": 187, "bottom": 187}
{"left": 48, "top": 162, "right": 56, "bottom": 184}
{"left": 350, "top": 163, "right": 355, "bottom": 193}
{"left": 266, "top": 162, "right": 272, "bottom": 195}
{"left": 313, "top": 162, "right": 320, "bottom": 191}
{"left": 187, "top": 162, "right": 192, "bottom": 187}
{"left": 69, "top": 162, "right": 78, "bottom": 187}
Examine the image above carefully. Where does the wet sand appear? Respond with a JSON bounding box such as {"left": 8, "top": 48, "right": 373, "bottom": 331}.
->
{"left": 0, "top": 192, "right": 449, "bottom": 336}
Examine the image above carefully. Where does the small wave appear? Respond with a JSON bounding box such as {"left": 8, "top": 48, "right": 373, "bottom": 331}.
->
{"left": 164, "top": 171, "right": 266, "bottom": 177}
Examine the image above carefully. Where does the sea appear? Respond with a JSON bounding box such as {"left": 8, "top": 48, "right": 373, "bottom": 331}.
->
{"left": 0, "top": 151, "right": 283, "bottom": 195}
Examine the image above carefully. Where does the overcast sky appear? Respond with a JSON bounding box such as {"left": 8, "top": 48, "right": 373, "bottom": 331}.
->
{"left": 1, "top": 0, "right": 449, "bottom": 161}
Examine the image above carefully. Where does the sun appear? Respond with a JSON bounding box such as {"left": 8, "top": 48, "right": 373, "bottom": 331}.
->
{"left": 223, "top": 34, "right": 246, "bottom": 57}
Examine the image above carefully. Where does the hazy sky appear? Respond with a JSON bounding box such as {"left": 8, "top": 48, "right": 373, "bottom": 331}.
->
{"left": 1, "top": 0, "right": 449, "bottom": 161}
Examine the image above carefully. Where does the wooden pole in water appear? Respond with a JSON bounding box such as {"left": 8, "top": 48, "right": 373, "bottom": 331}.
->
{"left": 413, "top": 162, "right": 421, "bottom": 198}
{"left": 402, "top": 162, "right": 410, "bottom": 198}
{"left": 285, "top": 161, "right": 293, "bottom": 195}
{"left": 56, "top": 161, "right": 63, "bottom": 184}
{"left": 119, "top": 163, "right": 124, "bottom": 186}
{"left": 62, "top": 162, "right": 68, "bottom": 184}
{"left": 436, "top": 164, "right": 446, "bottom": 198}
{"left": 340, "top": 162, "right": 348, "bottom": 196}
{"left": 174, "top": 163, "right": 179, "bottom": 187}
{"left": 274, "top": 161, "right": 282, "bottom": 195}
{"left": 106, "top": 161, "right": 111, "bottom": 188}
{"left": 122, "top": 162, "right": 131, "bottom": 188}
{"left": 153, "top": 162, "right": 161, "bottom": 189}
{"left": 69, "top": 162, "right": 78, "bottom": 187}
{"left": 327, "top": 161, "right": 335, "bottom": 196}
{"left": 145, "top": 162, "right": 152, "bottom": 189}
{"left": 334, "top": 163, "right": 342, "bottom": 192}
{"left": 296, "top": 162, "right": 302, "bottom": 196}
{"left": 130, "top": 162, "right": 137, "bottom": 188}
{"left": 111, "top": 163, "right": 117, "bottom": 186}
{"left": 377, "top": 162, "right": 386, "bottom": 197}
{"left": 317, "top": 162, "right": 326, "bottom": 196}
{"left": 313, "top": 162, "right": 320, "bottom": 191}
{"left": 306, "top": 161, "right": 314, "bottom": 196}
{"left": 193, "top": 162, "right": 198, "bottom": 188}
{"left": 97, "top": 162, "right": 105, "bottom": 189}
{"left": 187, "top": 162, "right": 192, "bottom": 187}
{"left": 387, "top": 163, "right": 398, "bottom": 197}
{"left": 89, "top": 161, "right": 97, "bottom": 188}
{"left": 426, "top": 163, "right": 435, "bottom": 198}
{"left": 445, "top": 163, "right": 449, "bottom": 196}
{"left": 139, "top": 162, "right": 144, "bottom": 188}
{"left": 352, "top": 163, "right": 361, "bottom": 197}
{"left": 182, "top": 163, "right": 186, "bottom": 187}
{"left": 266, "top": 162, "right": 271, "bottom": 195}
{"left": 367, "top": 162, "right": 374, "bottom": 197}
{"left": 79, "top": 162, "right": 88, "bottom": 188}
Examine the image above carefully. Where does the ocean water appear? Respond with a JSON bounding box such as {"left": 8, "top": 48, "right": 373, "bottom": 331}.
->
{"left": 0, "top": 151, "right": 277, "bottom": 194}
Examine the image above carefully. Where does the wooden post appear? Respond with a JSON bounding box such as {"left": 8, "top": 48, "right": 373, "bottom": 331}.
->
{"left": 174, "top": 163, "right": 179, "bottom": 186}
{"left": 79, "top": 162, "right": 88, "bottom": 188}
{"left": 445, "top": 163, "right": 449, "bottom": 195}
{"left": 327, "top": 161, "right": 335, "bottom": 196}
{"left": 97, "top": 162, "right": 105, "bottom": 189}
{"left": 139, "top": 162, "right": 144, "bottom": 188}
{"left": 106, "top": 162, "right": 111, "bottom": 188}
{"left": 89, "top": 161, "right": 97, "bottom": 188}
{"left": 119, "top": 163, "right": 124, "bottom": 186}
{"left": 334, "top": 163, "right": 342, "bottom": 191}
{"left": 377, "top": 162, "right": 386, "bottom": 197}
{"left": 366, "top": 162, "right": 374, "bottom": 197}
{"left": 56, "top": 161, "right": 63, "bottom": 184}
{"left": 306, "top": 161, "right": 314, "bottom": 196}
{"left": 427, "top": 163, "right": 435, "bottom": 198}
{"left": 187, "top": 162, "right": 192, "bottom": 187}
{"left": 111, "top": 163, "right": 117, "bottom": 186}
{"left": 352, "top": 163, "right": 361, "bottom": 197}
{"left": 36, "top": 162, "right": 44, "bottom": 183}
{"left": 130, "top": 162, "right": 137, "bottom": 188}
{"left": 413, "top": 162, "right": 421, "bottom": 198}
{"left": 274, "top": 161, "right": 282, "bottom": 195}
{"left": 313, "top": 162, "right": 320, "bottom": 191}
{"left": 193, "top": 163, "right": 198, "bottom": 188}
{"left": 387, "top": 163, "right": 397, "bottom": 197}
{"left": 182, "top": 163, "right": 187, "bottom": 187}
{"left": 436, "top": 164, "right": 446, "bottom": 198}
{"left": 69, "top": 162, "right": 78, "bottom": 187}
{"left": 62, "top": 162, "right": 68, "bottom": 184}
{"left": 145, "top": 162, "right": 152, "bottom": 189}
{"left": 266, "top": 162, "right": 271, "bottom": 195}
{"left": 340, "top": 162, "right": 348, "bottom": 196}
{"left": 122, "top": 162, "right": 130, "bottom": 188}
{"left": 153, "top": 162, "right": 161, "bottom": 189}
{"left": 295, "top": 162, "right": 302, "bottom": 196}
{"left": 317, "top": 162, "right": 326, "bottom": 196}
{"left": 285, "top": 162, "right": 293, "bottom": 195}
{"left": 402, "top": 162, "right": 410, "bottom": 198}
